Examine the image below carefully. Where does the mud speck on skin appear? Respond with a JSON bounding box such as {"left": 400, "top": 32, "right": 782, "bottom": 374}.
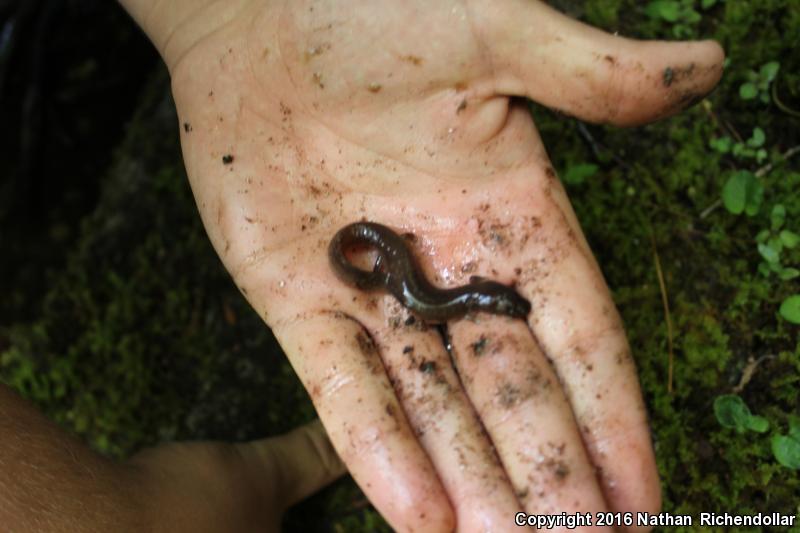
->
{"left": 367, "top": 82, "right": 382, "bottom": 93}
{"left": 183, "top": 122, "right": 192, "bottom": 133}
{"left": 313, "top": 72, "right": 325, "bottom": 89}
{"left": 663, "top": 67, "right": 674, "bottom": 87}
{"left": 456, "top": 99, "right": 467, "bottom": 113}
{"left": 222, "top": 154, "right": 234, "bottom": 165}
{"left": 419, "top": 361, "right": 436, "bottom": 373}
{"left": 471, "top": 335, "right": 488, "bottom": 356}
{"left": 355, "top": 331, "right": 377, "bottom": 357}
{"left": 554, "top": 462, "right": 570, "bottom": 480}
{"left": 399, "top": 54, "right": 423, "bottom": 66}
{"left": 497, "top": 382, "right": 522, "bottom": 408}
{"left": 304, "top": 42, "right": 331, "bottom": 62}
{"left": 402, "top": 345, "right": 414, "bottom": 354}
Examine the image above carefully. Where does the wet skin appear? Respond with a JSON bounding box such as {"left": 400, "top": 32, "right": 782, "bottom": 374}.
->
{"left": 329, "top": 222, "right": 531, "bottom": 323}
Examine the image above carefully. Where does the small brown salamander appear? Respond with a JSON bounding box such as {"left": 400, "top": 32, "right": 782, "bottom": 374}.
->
{"left": 328, "top": 222, "right": 531, "bottom": 322}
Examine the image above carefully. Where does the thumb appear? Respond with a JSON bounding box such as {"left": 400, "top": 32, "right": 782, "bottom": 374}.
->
{"left": 253, "top": 419, "right": 347, "bottom": 509}
{"left": 477, "top": 0, "right": 725, "bottom": 126}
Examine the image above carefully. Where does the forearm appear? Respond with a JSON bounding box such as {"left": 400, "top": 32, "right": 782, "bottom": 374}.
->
{"left": 116, "top": 0, "right": 252, "bottom": 71}
{"left": 0, "top": 383, "right": 147, "bottom": 533}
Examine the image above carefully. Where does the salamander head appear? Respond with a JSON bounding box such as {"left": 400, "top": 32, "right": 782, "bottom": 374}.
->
{"left": 494, "top": 293, "right": 532, "bottom": 319}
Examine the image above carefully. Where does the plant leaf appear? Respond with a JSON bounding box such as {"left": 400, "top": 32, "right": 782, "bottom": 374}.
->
{"left": 714, "top": 394, "right": 751, "bottom": 430}
{"left": 722, "top": 172, "right": 748, "bottom": 214}
{"left": 562, "top": 163, "right": 598, "bottom": 185}
{"left": 780, "top": 230, "right": 800, "bottom": 249}
{"left": 645, "top": 1, "right": 681, "bottom": 21}
{"left": 772, "top": 435, "right": 800, "bottom": 469}
{"left": 746, "top": 415, "right": 770, "bottom": 433}
{"left": 721, "top": 170, "right": 763, "bottom": 216}
{"left": 779, "top": 295, "right": 800, "bottom": 324}
{"left": 710, "top": 137, "right": 732, "bottom": 153}
{"left": 757, "top": 243, "right": 780, "bottom": 264}
{"left": 789, "top": 416, "right": 800, "bottom": 442}
{"left": 779, "top": 267, "right": 800, "bottom": 281}
{"left": 771, "top": 204, "right": 786, "bottom": 230}
{"left": 760, "top": 61, "right": 780, "bottom": 82}
{"left": 744, "top": 177, "right": 764, "bottom": 216}
{"left": 747, "top": 127, "right": 765, "bottom": 148}
{"left": 683, "top": 9, "right": 701, "bottom": 23}
{"left": 739, "top": 82, "right": 758, "bottom": 100}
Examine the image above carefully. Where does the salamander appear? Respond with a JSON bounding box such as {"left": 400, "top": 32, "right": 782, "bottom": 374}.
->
{"left": 328, "top": 222, "right": 531, "bottom": 322}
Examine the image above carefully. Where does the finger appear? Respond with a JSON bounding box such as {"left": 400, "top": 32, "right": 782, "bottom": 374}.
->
{"left": 448, "top": 317, "right": 613, "bottom": 533}
{"left": 476, "top": 0, "right": 725, "bottom": 125}
{"left": 249, "top": 420, "right": 346, "bottom": 508}
{"left": 274, "top": 312, "right": 455, "bottom": 533}
{"left": 359, "top": 307, "right": 528, "bottom": 530}
{"left": 515, "top": 174, "right": 661, "bottom": 529}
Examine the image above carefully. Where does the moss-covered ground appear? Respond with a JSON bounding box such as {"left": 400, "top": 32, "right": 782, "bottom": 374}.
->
{"left": 1, "top": 1, "right": 798, "bottom": 531}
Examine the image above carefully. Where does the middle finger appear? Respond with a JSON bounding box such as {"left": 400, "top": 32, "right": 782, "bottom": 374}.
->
{"left": 359, "top": 303, "right": 528, "bottom": 531}
{"left": 448, "top": 316, "right": 612, "bottom": 529}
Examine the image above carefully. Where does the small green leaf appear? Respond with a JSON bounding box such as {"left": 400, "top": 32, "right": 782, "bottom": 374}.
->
{"left": 772, "top": 435, "right": 800, "bottom": 469}
{"left": 779, "top": 295, "right": 800, "bottom": 324}
{"left": 701, "top": 0, "right": 717, "bottom": 8}
{"left": 745, "top": 178, "right": 764, "bottom": 216}
{"left": 758, "top": 262, "right": 771, "bottom": 277}
{"left": 755, "top": 229, "right": 771, "bottom": 243}
{"left": 756, "top": 148, "right": 768, "bottom": 163}
{"left": 789, "top": 416, "right": 800, "bottom": 442}
{"left": 757, "top": 243, "right": 780, "bottom": 264}
{"left": 714, "top": 394, "right": 751, "bottom": 431}
{"left": 771, "top": 204, "right": 786, "bottom": 230}
{"left": 780, "top": 230, "right": 800, "bottom": 248}
{"left": 760, "top": 61, "right": 780, "bottom": 82}
{"left": 710, "top": 136, "right": 732, "bottom": 153}
{"left": 779, "top": 267, "right": 800, "bottom": 281}
{"left": 672, "top": 23, "right": 693, "bottom": 39}
{"left": 683, "top": 9, "right": 701, "bottom": 23}
{"left": 768, "top": 236, "right": 784, "bottom": 255}
{"left": 747, "top": 127, "right": 765, "bottom": 148}
{"left": 645, "top": 0, "right": 681, "bottom": 21}
{"left": 562, "top": 163, "right": 598, "bottom": 185}
{"left": 739, "top": 82, "right": 758, "bottom": 100}
{"left": 746, "top": 415, "right": 769, "bottom": 433}
{"left": 721, "top": 170, "right": 763, "bottom": 216}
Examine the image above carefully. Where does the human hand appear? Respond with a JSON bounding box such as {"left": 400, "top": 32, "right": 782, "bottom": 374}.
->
{"left": 120, "top": 0, "right": 723, "bottom": 530}
{"left": 129, "top": 419, "right": 344, "bottom": 533}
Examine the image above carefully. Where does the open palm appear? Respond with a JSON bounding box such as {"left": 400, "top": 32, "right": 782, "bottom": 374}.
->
{"left": 136, "top": 0, "right": 724, "bottom": 530}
